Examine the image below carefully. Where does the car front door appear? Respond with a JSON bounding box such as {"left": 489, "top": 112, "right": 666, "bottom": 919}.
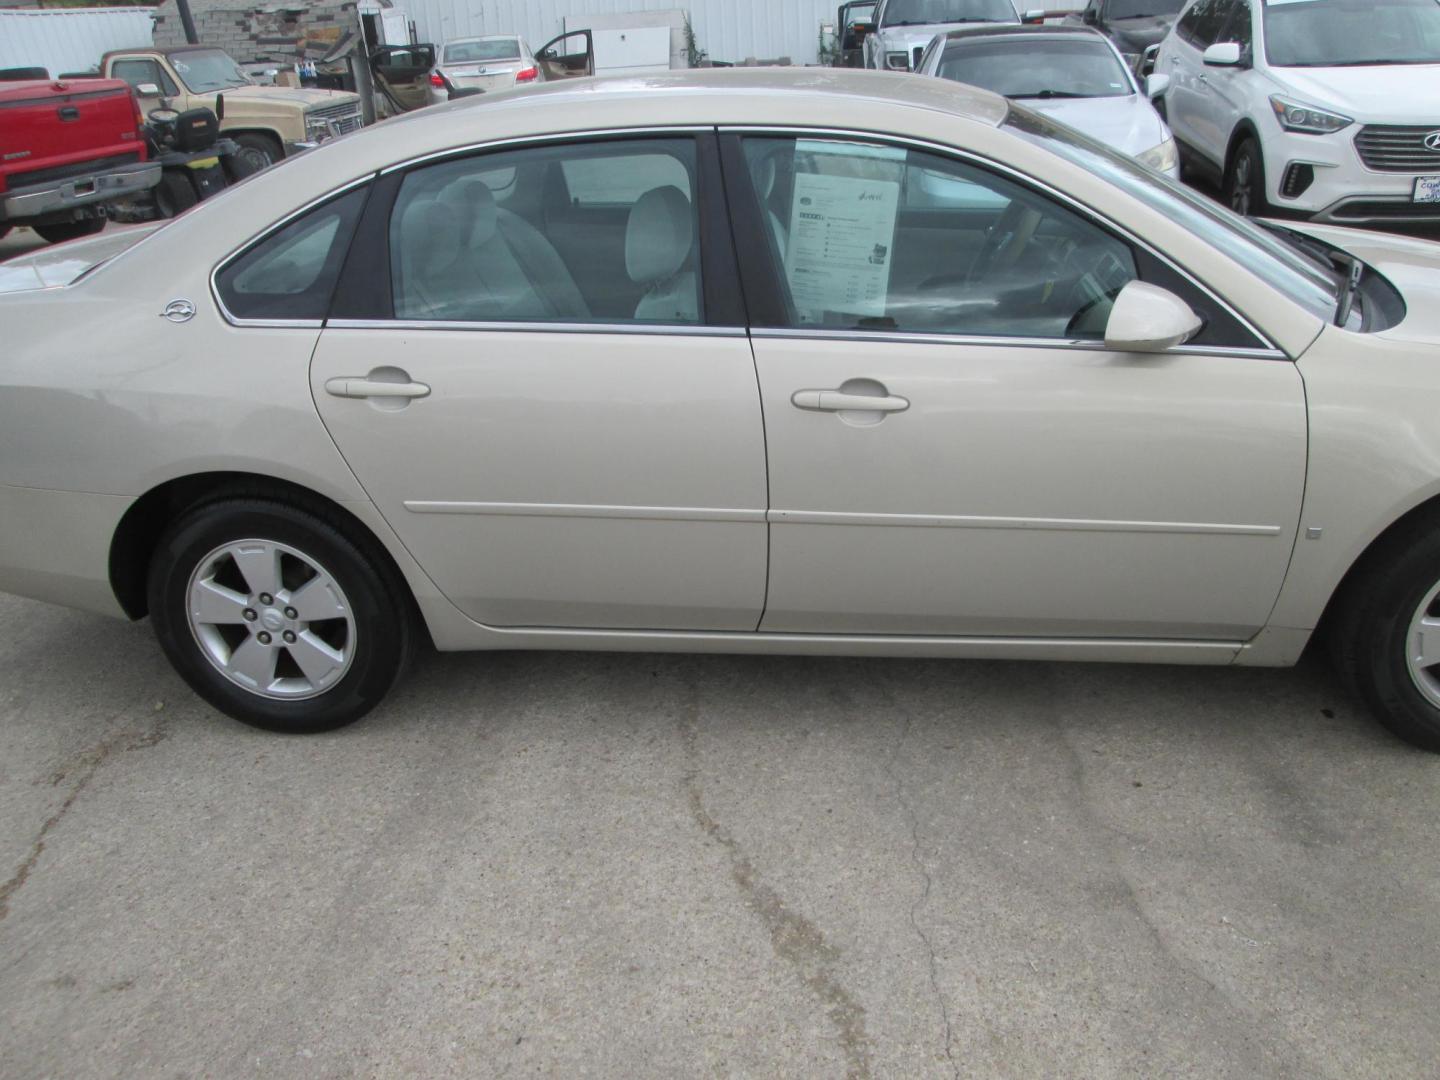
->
{"left": 535, "top": 30, "right": 593, "bottom": 81}
{"left": 309, "top": 133, "right": 768, "bottom": 631}
{"left": 725, "top": 132, "right": 1306, "bottom": 641}
{"left": 1166, "top": 0, "right": 1236, "bottom": 164}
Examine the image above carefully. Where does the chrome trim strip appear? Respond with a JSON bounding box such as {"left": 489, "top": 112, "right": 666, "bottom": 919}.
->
{"left": 378, "top": 126, "right": 716, "bottom": 174}
{"left": 404, "top": 501, "right": 766, "bottom": 523}
{"left": 751, "top": 326, "right": 1285, "bottom": 359}
{"left": 769, "top": 509, "right": 1281, "bottom": 536}
{"left": 719, "top": 125, "right": 1285, "bottom": 357}
{"left": 326, "top": 319, "right": 747, "bottom": 337}
{"left": 210, "top": 172, "right": 377, "bottom": 330}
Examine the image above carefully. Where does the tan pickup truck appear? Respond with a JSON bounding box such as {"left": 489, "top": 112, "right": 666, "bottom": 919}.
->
{"left": 100, "top": 46, "right": 364, "bottom": 171}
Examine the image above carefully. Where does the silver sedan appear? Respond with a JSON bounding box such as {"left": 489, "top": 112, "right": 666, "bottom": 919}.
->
{"left": 4, "top": 70, "right": 1440, "bottom": 750}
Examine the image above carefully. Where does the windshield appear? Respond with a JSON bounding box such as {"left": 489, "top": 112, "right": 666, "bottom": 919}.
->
{"left": 1263, "top": 0, "right": 1440, "bottom": 67}
{"left": 443, "top": 39, "right": 522, "bottom": 63}
{"left": 940, "top": 37, "right": 1133, "bottom": 96}
{"left": 1105, "top": 0, "right": 1184, "bottom": 19}
{"left": 1004, "top": 104, "right": 1339, "bottom": 322}
{"left": 169, "top": 49, "right": 251, "bottom": 93}
{"left": 882, "top": 0, "right": 1018, "bottom": 27}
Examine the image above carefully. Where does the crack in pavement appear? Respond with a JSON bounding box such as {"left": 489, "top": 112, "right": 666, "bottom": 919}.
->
{"left": 676, "top": 678, "right": 873, "bottom": 1079}
{"left": 877, "top": 680, "right": 961, "bottom": 1080}
{"left": 0, "top": 718, "right": 170, "bottom": 922}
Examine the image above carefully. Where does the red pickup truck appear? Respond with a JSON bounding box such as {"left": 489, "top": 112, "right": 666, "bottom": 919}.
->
{"left": 0, "top": 77, "right": 160, "bottom": 244}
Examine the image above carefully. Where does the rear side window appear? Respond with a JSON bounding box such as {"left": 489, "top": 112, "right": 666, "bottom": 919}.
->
{"left": 215, "top": 186, "right": 367, "bottom": 322}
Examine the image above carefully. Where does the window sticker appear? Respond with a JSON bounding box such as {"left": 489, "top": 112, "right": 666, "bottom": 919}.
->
{"left": 786, "top": 142, "right": 904, "bottom": 323}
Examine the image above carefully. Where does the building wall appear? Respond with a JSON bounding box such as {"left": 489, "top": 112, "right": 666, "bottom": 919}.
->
{"left": 151, "top": 0, "right": 361, "bottom": 66}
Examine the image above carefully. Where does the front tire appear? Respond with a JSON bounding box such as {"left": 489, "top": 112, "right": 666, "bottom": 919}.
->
{"left": 231, "top": 133, "right": 282, "bottom": 173}
{"left": 153, "top": 169, "right": 200, "bottom": 219}
{"left": 1226, "top": 137, "right": 1267, "bottom": 218}
{"left": 147, "top": 499, "right": 413, "bottom": 733}
{"left": 1332, "top": 521, "right": 1440, "bottom": 752}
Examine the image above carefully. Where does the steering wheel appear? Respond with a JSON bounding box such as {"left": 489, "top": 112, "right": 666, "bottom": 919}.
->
{"left": 967, "top": 199, "right": 1043, "bottom": 286}
{"left": 147, "top": 106, "right": 180, "bottom": 124}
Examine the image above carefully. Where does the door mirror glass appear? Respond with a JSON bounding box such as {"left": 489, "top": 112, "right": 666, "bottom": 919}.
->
{"left": 1104, "top": 281, "right": 1202, "bottom": 352}
{"left": 136, "top": 81, "right": 161, "bottom": 97}
{"left": 1202, "top": 41, "right": 1242, "bottom": 66}
{"left": 1145, "top": 72, "right": 1170, "bottom": 99}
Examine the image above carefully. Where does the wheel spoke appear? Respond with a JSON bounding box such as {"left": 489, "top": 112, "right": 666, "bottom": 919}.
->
{"left": 230, "top": 543, "right": 282, "bottom": 598}
{"left": 227, "top": 636, "right": 277, "bottom": 689}
{"left": 192, "top": 579, "right": 251, "bottom": 624}
{"left": 288, "top": 575, "right": 348, "bottom": 623}
{"left": 287, "top": 631, "right": 345, "bottom": 687}
{"left": 1413, "top": 616, "right": 1440, "bottom": 669}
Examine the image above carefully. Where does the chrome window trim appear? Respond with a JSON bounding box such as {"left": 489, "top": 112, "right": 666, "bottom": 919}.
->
{"left": 720, "top": 124, "right": 1287, "bottom": 358}
{"left": 210, "top": 173, "right": 376, "bottom": 330}
{"left": 751, "top": 326, "right": 1285, "bottom": 360}
{"left": 324, "top": 318, "right": 747, "bottom": 337}
{"left": 378, "top": 125, "right": 716, "bottom": 175}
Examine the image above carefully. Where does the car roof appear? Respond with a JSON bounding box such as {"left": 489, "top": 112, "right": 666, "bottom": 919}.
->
{"left": 444, "top": 35, "right": 522, "bottom": 44}
{"left": 939, "top": 25, "right": 1112, "bottom": 43}
{"left": 395, "top": 66, "right": 1009, "bottom": 133}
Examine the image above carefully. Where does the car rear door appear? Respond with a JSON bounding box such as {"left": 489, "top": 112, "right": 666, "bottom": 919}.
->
{"left": 724, "top": 131, "right": 1306, "bottom": 641}
{"left": 308, "top": 132, "right": 769, "bottom": 631}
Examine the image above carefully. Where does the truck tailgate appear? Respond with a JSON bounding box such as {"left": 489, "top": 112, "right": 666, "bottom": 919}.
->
{"left": 0, "top": 79, "right": 144, "bottom": 194}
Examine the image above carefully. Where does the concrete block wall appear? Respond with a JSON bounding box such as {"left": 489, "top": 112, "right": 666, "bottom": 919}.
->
{"left": 152, "top": 0, "right": 360, "bottom": 66}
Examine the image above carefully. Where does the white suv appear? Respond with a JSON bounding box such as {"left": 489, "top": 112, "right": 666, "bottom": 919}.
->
{"left": 863, "top": 0, "right": 1022, "bottom": 72}
{"left": 1154, "top": 0, "right": 1440, "bottom": 225}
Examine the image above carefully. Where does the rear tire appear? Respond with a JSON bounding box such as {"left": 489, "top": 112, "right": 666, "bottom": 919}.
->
{"left": 153, "top": 169, "right": 200, "bottom": 219}
{"left": 1331, "top": 518, "right": 1440, "bottom": 752}
{"left": 1226, "top": 137, "right": 1267, "bottom": 218}
{"left": 147, "top": 498, "right": 414, "bottom": 733}
{"left": 33, "top": 218, "right": 105, "bottom": 244}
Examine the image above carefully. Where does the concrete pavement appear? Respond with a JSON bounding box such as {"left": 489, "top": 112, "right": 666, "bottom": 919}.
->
{"left": 3, "top": 590, "right": 1439, "bottom": 1077}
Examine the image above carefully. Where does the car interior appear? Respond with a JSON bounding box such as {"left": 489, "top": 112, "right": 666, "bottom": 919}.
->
{"left": 389, "top": 139, "right": 703, "bottom": 324}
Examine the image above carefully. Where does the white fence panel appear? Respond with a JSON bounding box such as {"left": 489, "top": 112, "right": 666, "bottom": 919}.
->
{"left": 0, "top": 7, "right": 155, "bottom": 78}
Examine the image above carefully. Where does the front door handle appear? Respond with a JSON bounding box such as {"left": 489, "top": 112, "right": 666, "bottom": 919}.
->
{"left": 791, "top": 389, "right": 910, "bottom": 413}
{"left": 324, "top": 375, "right": 430, "bottom": 399}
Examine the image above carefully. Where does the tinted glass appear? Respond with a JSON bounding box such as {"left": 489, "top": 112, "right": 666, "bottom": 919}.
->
{"left": 1106, "top": 0, "right": 1184, "bottom": 19}
{"left": 389, "top": 139, "right": 702, "bottom": 324}
{"left": 881, "top": 0, "right": 1018, "bottom": 27}
{"left": 216, "top": 186, "right": 367, "bottom": 320}
{"left": 742, "top": 136, "right": 1138, "bottom": 339}
{"left": 1004, "top": 106, "right": 1338, "bottom": 319}
{"left": 938, "top": 38, "right": 1134, "bottom": 97}
{"left": 1263, "top": 0, "right": 1440, "bottom": 66}
{"left": 1177, "top": 0, "right": 1232, "bottom": 44}
{"left": 443, "top": 39, "right": 522, "bottom": 63}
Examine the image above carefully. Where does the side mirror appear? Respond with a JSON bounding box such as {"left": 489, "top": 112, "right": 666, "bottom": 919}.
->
{"left": 1082, "top": 7, "right": 1098, "bottom": 24}
{"left": 1203, "top": 42, "right": 1242, "bottom": 67}
{"left": 214, "top": 91, "right": 225, "bottom": 120}
{"left": 1104, "top": 282, "right": 1202, "bottom": 353}
{"left": 852, "top": 20, "right": 875, "bottom": 33}
{"left": 1145, "top": 72, "right": 1170, "bottom": 99}
{"left": 136, "top": 82, "right": 161, "bottom": 96}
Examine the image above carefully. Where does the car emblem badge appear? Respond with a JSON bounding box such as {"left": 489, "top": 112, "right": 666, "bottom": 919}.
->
{"left": 1425, "top": 131, "right": 1440, "bottom": 152}
{"left": 161, "top": 298, "right": 195, "bottom": 323}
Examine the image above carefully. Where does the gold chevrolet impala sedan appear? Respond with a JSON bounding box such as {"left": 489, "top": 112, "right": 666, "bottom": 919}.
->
{"left": 4, "top": 69, "right": 1440, "bottom": 746}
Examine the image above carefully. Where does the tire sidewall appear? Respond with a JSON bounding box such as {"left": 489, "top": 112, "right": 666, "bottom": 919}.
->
{"left": 1352, "top": 535, "right": 1440, "bottom": 751}
{"left": 1228, "top": 138, "right": 1265, "bottom": 217}
{"left": 148, "top": 501, "right": 406, "bottom": 733}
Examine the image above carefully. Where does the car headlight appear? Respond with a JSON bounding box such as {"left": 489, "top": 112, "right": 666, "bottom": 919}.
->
{"left": 1269, "top": 96, "right": 1352, "bottom": 135}
{"left": 886, "top": 50, "right": 910, "bottom": 70}
{"left": 304, "top": 114, "right": 337, "bottom": 141}
{"left": 1138, "top": 137, "right": 1178, "bottom": 174}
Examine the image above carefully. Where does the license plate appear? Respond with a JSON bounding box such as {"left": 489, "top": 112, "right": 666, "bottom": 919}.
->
{"left": 1415, "top": 175, "right": 1440, "bottom": 203}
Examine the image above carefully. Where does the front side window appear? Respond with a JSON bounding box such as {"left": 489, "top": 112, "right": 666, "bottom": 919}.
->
{"left": 1220, "top": 0, "right": 1253, "bottom": 50}
{"left": 1177, "top": 0, "right": 1234, "bottom": 46}
{"left": 741, "top": 136, "right": 1138, "bottom": 339}
{"left": 389, "top": 138, "right": 702, "bottom": 325}
{"left": 1263, "top": 0, "right": 1440, "bottom": 67}
{"left": 938, "top": 37, "right": 1135, "bottom": 98}
{"left": 881, "top": 0, "right": 1019, "bottom": 27}
{"left": 111, "top": 58, "right": 179, "bottom": 97}
{"left": 215, "top": 186, "right": 367, "bottom": 321}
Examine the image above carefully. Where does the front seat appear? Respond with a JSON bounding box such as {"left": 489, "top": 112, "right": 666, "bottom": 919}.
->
{"left": 432, "top": 177, "right": 591, "bottom": 321}
{"left": 626, "top": 185, "right": 699, "bottom": 322}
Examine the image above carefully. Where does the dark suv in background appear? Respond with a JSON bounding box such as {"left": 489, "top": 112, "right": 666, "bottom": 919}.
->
{"left": 1064, "top": 0, "right": 1186, "bottom": 75}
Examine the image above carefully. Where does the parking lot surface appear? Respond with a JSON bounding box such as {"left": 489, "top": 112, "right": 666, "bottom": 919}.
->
{"left": 4, "top": 589, "right": 1440, "bottom": 1078}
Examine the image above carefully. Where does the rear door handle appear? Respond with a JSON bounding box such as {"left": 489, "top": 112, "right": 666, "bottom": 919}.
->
{"left": 324, "top": 376, "right": 430, "bottom": 399}
{"left": 791, "top": 389, "right": 910, "bottom": 413}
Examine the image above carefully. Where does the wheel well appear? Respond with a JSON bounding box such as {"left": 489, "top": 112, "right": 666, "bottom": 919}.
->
{"left": 1317, "top": 493, "right": 1440, "bottom": 639}
{"left": 1223, "top": 121, "right": 1261, "bottom": 179}
{"left": 226, "top": 129, "right": 284, "bottom": 153}
{"left": 109, "top": 472, "right": 409, "bottom": 621}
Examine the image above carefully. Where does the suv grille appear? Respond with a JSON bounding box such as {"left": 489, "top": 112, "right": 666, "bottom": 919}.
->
{"left": 1354, "top": 125, "right": 1440, "bottom": 173}
{"left": 307, "top": 100, "right": 363, "bottom": 136}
